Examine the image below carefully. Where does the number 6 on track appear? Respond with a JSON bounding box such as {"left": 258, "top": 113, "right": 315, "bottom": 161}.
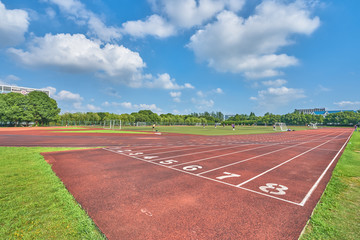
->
{"left": 183, "top": 165, "right": 202, "bottom": 171}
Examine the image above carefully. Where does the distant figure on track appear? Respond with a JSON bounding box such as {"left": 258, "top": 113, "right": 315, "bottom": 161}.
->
{"left": 152, "top": 124, "right": 155, "bottom": 131}
{"left": 232, "top": 123, "right": 235, "bottom": 131}
{"left": 355, "top": 125, "right": 358, "bottom": 131}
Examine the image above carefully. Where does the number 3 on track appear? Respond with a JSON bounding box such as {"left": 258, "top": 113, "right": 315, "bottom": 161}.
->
{"left": 259, "top": 183, "right": 288, "bottom": 195}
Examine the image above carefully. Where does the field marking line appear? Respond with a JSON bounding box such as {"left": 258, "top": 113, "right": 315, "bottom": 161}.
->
{"left": 236, "top": 131, "right": 345, "bottom": 187}
{"left": 197, "top": 131, "right": 336, "bottom": 175}
{"left": 130, "top": 144, "right": 239, "bottom": 156}
{"left": 145, "top": 143, "right": 266, "bottom": 162}
{"left": 171, "top": 143, "right": 279, "bottom": 167}
{"left": 106, "top": 144, "right": 218, "bottom": 155}
{"left": 298, "top": 130, "right": 353, "bottom": 206}
{"left": 102, "top": 148, "right": 302, "bottom": 206}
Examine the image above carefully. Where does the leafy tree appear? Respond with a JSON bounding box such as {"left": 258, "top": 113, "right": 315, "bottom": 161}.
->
{"left": 28, "top": 91, "right": 60, "bottom": 125}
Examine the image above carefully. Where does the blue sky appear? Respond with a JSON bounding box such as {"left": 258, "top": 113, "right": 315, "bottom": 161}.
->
{"left": 0, "top": 0, "right": 359, "bottom": 115}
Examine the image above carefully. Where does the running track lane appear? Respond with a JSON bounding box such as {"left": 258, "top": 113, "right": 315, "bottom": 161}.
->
{"left": 41, "top": 128, "right": 353, "bottom": 239}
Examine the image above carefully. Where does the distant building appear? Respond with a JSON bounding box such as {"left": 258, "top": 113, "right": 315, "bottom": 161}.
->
{"left": 0, "top": 85, "right": 50, "bottom": 97}
{"left": 295, "top": 108, "right": 356, "bottom": 116}
{"left": 295, "top": 108, "right": 325, "bottom": 114}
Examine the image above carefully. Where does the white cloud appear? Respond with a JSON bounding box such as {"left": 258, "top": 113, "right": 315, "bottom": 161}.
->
{"left": 197, "top": 91, "right": 205, "bottom": 97}
{"left": 251, "top": 86, "right": 306, "bottom": 111}
{"left": 191, "top": 98, "right": 214, "bottom": 109}
{"left": 144, "top": 73, "right": 194, "bottom": 90}
{"left": 47, "top": 0, "right": 121, "bottom": 42}
{"left": 334, "top": 101, "right": 360, "bottom": 109}
{"left": 103, "top": 101, "right": 162, "bottom": 112}
{"left": 188, "top": 1, "right": 320, "bottom": 78}
{"left": 42, "top": 86, "right": 100, "bottom": 112}
{"left": 8, "top": 33, "right": 145, "bottom": 87}
{"left": 262, "top": 79, "right": 287, "bottom": 87}
{"left": 122, "top": 14, "right": 176, "bottom": 38}
{"left": 0, "top": 1, "right": 29, "bottom": 47}
{"left": 213, "top": 88, "right": 223, "bottom": 94}
{"left": 153, "top": 0, "right": 245, "bottom": 28}
{"left": 55, "top": 90, "right": 83, "bottom": 102}
{"left": 170, "top": 91, "right": 181, "bottom": 102}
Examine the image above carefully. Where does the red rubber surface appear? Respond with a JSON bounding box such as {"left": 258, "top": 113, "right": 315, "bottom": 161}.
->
{"left": 1, "top": 127, "right": 353, "bottom": 239}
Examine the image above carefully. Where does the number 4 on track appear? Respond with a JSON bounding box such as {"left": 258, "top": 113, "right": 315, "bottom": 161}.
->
{"left": 216, "top": 172, "right": 241, "bottom": 180}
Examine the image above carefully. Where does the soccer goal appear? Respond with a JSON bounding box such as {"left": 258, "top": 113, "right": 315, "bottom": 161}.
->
{"left": 309, "top": 123, "right": 318, "bottom": 129}
{"left": 136, "top": 122, "right": 147, "bottom": 127}
{"left": 274, "top": 122, "right": 288, "bottom": 131}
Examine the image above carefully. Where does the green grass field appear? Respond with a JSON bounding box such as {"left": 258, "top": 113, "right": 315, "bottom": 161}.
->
{"left": 0, "top": 147, "right": 105, "bottom": 240}
{"left": 56, "top": 125, "right": 311, "bottom": 135}
{"left": 300, "top": 130, "right": 360, "bottom": 239}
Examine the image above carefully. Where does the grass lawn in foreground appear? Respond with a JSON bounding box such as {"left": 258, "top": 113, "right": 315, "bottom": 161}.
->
{"left": 300, "top": 130, "right": 360, "bottom": 239}
{"left": 0, "top": 147, "right": 105, "bottom": 240}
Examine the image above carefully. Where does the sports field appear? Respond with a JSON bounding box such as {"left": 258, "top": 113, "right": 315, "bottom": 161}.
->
{"left": 0, "top": 126, "right": 357, "bottom": 239}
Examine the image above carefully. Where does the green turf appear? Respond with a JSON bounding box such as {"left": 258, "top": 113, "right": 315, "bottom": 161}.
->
{"left": 300, "top": 130, "right": 360, "bottom": 240}
{"left": 120, "top": 125, "right": 310, "bottom": 135}
{"left": 0, "top": 147, "right": 105, "bottom": 240}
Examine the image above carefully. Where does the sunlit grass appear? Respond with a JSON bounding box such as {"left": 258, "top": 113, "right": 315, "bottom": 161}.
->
{"left": 300, "top": 131, "right": 360, "bottom": 239}
{"left": 0, "top": 147, "right": 105, "bottom": 239}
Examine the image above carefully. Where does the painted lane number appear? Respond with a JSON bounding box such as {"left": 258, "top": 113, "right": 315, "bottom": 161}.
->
{"left": 216, "top": 172, "right": 241, "bottom": 180}
{"left": 129, "top": 152, "right": 143, "bottom": 156}
{"left": 259, "top": 183, "right": 288, "bottom": 195}
{"left": 144, "top": 156, "right": 158, "bottom": 160}
{"left": 183, "top": 165, "right": 202, "bottom": 171}
{"left": 159, "top": 160, "right": 178, "bottom": 165}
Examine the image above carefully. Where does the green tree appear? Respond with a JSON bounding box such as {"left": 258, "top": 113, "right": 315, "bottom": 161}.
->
{"left": 28, "top": 91, "right": 60, "bottom": 125}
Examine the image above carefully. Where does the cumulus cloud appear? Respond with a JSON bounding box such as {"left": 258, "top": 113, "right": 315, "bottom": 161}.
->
{"left": 191, "top": 98, "right": 215, "bottom": 110}
{"left": 152, "top": 0, "right": 245, "bottom": 28}
{"left": 262, "top": 79, "right": 287, "bottom": 87}
{"left": 213, "top": 88, "right": 223, "bottom": 94}
{"left": 42, "top": 86, "right": 100, "bottom": 112}
{"left": 8, "top": 33, "right": 145, "bottom": 87}
{"left": 250, "top": 86, "right": 306, "bottom": 111}
{"left": 188, "top": 0, "right": 320, "bottom": 78}
{"left": 144, "top": 73, "right": 194, "bottom": 90}
{"left": 170, "top": 91, "right": 181, "bottom": 102}
{"left": 122, "top": 14, "right": 176, "bottom": 38}
{"left": 334, "top": 101, "right": 360, "bottom": 109}
{"left": 0, "top": 1, "right": 29, "bottom": 47}
{"left": 103, "top": 101, "right": 162, "bottom": 112}
{"left": 55, "top": 90, "right": 83, "bottom": 102}
{"left": 8, "top": 33, "right": 193, "bottom": 89}
{"left": 46, "top": 0, "right": 121, "bottom": 42}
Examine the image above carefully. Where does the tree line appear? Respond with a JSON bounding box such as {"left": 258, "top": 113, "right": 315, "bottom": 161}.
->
{"left": 0, "top": 92, "right": 60, "bottom": 126}
{"left": 1, "top": 91, "right": 359, "bottom": 126}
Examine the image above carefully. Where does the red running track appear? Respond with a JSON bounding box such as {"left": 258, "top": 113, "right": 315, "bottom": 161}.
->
{"left": 1, "top": 127, "right": 354, "bottom": 239}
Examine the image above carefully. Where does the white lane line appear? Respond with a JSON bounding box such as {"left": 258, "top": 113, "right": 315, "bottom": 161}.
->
{"left": 236, "top": 131, "right": 345, "bottom": 187}
{"left": 137, "top": 144, "right": 234, "bottom": 156}
{"left": 153, "top": 131, "right": 334, "bottom": 163}
{"left": 197, "top": 131, "right": 336, "bottom": 175}
{"left": 146, "top": 143, "right": 266, "bottom": 162}
{"left": 298, "top": 131, "right": 353, "bottom": 206}
{"left": 103, "top": 148, "right": 302, "bottom": 206}
{"left": 171, "top": 143, "right": 276, "bottom": 167}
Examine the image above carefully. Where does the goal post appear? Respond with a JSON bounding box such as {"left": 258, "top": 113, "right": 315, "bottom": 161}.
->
{"left": 309, "top": 123, "right": 318, "bottom": 129}
{"left": 274, "top": 122, "right": 288, "bottom": 131}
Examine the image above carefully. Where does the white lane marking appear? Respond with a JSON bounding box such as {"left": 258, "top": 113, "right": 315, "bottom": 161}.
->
{"left": 216, "top": 172, "right": 241, "bottom": 180}
{"left": 259, "top": 183, "right": 288, "bottom": 195}
{"left": 197, "top": 131, "right": 335, "bottom": 175}
{"left": 236, "top": 131, "right": 345, "bottom": 187}
{"left": 299, "top": 131, "right": 353, "bottom": 206}
{"left": 103, "top": 148, "right": 302, "bottom": 206}
{"left": 147, "top": 143, "right": 257, "bottom": 162}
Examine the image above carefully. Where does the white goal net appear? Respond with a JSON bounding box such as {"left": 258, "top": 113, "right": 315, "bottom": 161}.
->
{"left": 274, "top": 122, "right": 288, "bottom": 131}
{"left": 309, "top": 123, "right": 318, "bottom": 129}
